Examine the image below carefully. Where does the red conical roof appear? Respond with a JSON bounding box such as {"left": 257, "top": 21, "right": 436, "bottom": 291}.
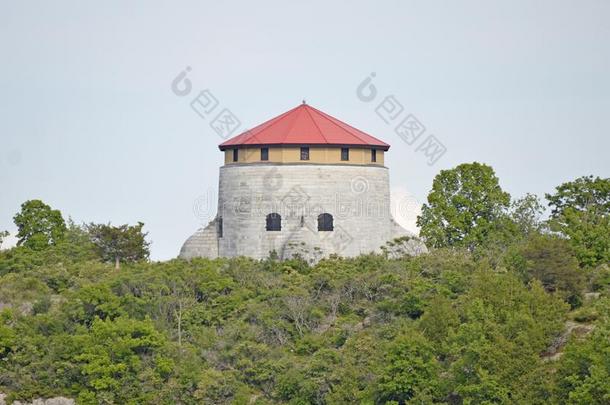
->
{"left": 218, "top": 104, "right": 390, "bottom": 151}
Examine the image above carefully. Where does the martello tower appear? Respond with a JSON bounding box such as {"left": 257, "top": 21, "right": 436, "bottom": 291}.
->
{"left": 179, "top": 103, "right": 423, "bottom": 261}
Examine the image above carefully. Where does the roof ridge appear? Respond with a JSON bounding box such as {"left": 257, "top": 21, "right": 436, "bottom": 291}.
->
{"left": 309, "top": 105, "right": 387, "bottom": 146}
{"left": 303, "top": 105, "right": 329, "bottom": 144}
{"left": 231, "top": 104, "right": 301, "bottom": 145}
{"left": 281, "top": 105, "right": 304, "bottom": 143}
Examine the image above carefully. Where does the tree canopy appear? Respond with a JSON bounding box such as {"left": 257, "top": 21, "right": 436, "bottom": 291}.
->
{"left": 86, "top": 222, "right": 150, "bottom": 270}
{"left": 546, "top": 176, "right": 610, "bottom": 267}
{"left": 13, "top": 200, "right": 66, "bottom": 249}
{"left": 417, "top": 162, "right": 511, "bottom": 250}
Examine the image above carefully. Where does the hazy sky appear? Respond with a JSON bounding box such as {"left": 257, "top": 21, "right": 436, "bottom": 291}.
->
{"left": 1, "top": 0, "right": 608, "bottom": 260}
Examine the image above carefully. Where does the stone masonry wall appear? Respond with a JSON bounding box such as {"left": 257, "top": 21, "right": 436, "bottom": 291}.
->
{"left": 179, "top": 163, "right": 426, "bottom": 262}
{"left": 179, "top": 217, "right": 219, "bottom": 259}
{"left": 217, "top": 163, "right": 399, "bottom": 260}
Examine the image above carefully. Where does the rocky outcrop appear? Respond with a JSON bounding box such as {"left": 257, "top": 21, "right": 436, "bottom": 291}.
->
{"left": 542, "top": 321, "right": 596, "bottom": 362}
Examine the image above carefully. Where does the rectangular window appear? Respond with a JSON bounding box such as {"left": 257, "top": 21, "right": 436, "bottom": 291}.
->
{"left": 218, "top": 217, "right": 223, "bottom": 238}
{"left": 232, "top": 149, "right": 238, "bottom": 162}
{"left": 371, "top": 149, "right": 377, "bottom": 162}
{"left": 300, "top": 147, "right": 310, "bottom": 161}
{"left": 261, "top": 147, "right": 269, "bottom": 161}
{"left": 341, "top": 147, "right": 349, "bottom": 161}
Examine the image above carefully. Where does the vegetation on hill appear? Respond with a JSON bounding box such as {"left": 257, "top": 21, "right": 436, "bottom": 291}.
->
{"left": 0, "top": 165, "right": 608, "bottom": 404}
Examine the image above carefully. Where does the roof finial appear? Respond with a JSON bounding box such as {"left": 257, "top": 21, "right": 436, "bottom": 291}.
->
{"left": 302, "top": 99, "right": 306, "bottom": 105}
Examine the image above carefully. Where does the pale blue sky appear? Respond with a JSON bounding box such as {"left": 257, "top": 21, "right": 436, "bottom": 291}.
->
{"left": 1, "top": 0, "right": 608, "bottom": 260}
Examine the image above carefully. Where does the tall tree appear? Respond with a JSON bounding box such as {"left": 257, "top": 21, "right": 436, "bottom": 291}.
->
{"left": 86, "top": 222, "right": 150, "bottom": 270}
{"left": 13, "top": 200, "right": 66, "bottom": 249}
{"left": 546, "top": 175, "right": 610, "bottom": 267}
{"left": 417, "top": 162, "right": 511, "bottom": 250}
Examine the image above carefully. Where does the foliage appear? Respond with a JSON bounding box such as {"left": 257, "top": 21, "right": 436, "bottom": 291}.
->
{"left": 505, "top": 234, "right": 585, "bottom": 308}
{"left": 553, "top": 299, "right": 610, "bottom": 404}
{"left": 73, "top": 316, "right": 169, "bottom": 404}
{"left": 13, "top": 200, "right": 66, "bottom": 249}
{"left": 0, "top": 233, "right": 596, "bottom": 404}
{"left": 546, "top": 175, "right": 610, "bottom": 267}
{"left": 0, "top": 167, "right": 607, "bottom": 405}
{"left": 0, "top": 222, "right": 98, "bottom": 277}
{"left": 376, "top": 329, "right": 440, "bottom": 403}
{"left": 86, "top": 222, "right": 150, "bottom": 270}
{"left": 417, "top": 162, "right": 511, "bottom": 250}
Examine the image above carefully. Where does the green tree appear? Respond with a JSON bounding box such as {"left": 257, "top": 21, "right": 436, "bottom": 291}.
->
{"left": 448, "top": 272, "right": 567, "bottom": 404}
{"left": 73, "top": 317, "right": 170, "bottom": 404}
{"left": 506, "top": 234, "right": 585, "bottom": 307}
{"left": 417, "top": 162, "right": 511, "bottom": 250}
{"left": 13, "top": 200, "right": 66, "bottom": 249}
{"left": 418, "top": 295, "right": 459, "bottom": 354}
{"left": 86, "top": 222, "right": 150, "bottom": 270}
{"left": 193, "top": 368, "right": 246, "bottom": 404}
{"left": 546, "top": 175, "right": 610, "bottom": 267}
{"left": 65, "top": 284, "right": 126, "bottom": 326}
{"left": 376, "top": 330, "right": 440, "bottom": 403}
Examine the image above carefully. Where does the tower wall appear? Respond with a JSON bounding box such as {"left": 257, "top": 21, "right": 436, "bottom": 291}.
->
{"left": 217, "top": 163, "right": 394, "bottom": 260}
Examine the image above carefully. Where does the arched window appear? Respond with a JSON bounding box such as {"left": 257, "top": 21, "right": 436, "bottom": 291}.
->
{"left": 318, "top": 213, "right": 334, "bottom": 231}
{"left": 266, "top": 213, "right": 282, "bottom": 231}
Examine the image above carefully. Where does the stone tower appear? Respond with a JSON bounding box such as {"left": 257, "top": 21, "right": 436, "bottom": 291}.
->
{"left": 179, "top": 103, "right": 425, "bottom": 261}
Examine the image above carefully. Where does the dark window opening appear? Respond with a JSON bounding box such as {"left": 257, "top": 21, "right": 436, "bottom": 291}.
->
{"left": 300, "top": 147, "right": 310, "bottom": 160}
{"left": 341, "top": 148, "right": 349, "bottom": 161}
{"left": 371, "top": 149, "right": 377, "bottom": 162}
{"left": 218, "top": 217, "right": 223, "bottom": 238}
{"left": 261, "top": 147, "right": 269, "bottom": 161}
{"left": 266, "top": 213, "right": 282, "bottom": 231}
{"left": 318, "top": 213, "right": 334, "bottom": 231}
{"left": 232, "top": 149, "right": 238, "bottom": 162}
{"left": 300, "top": 216, "right": 304, "bottom": 227}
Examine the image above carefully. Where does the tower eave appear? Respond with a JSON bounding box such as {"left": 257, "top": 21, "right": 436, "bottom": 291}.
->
{"left": 218, "top": 143, "right": 390, "bottom": 151}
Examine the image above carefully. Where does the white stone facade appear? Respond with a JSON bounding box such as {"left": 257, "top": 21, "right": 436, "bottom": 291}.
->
{"left": 179, "top": 163, "right": 425, "bottom": 261}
